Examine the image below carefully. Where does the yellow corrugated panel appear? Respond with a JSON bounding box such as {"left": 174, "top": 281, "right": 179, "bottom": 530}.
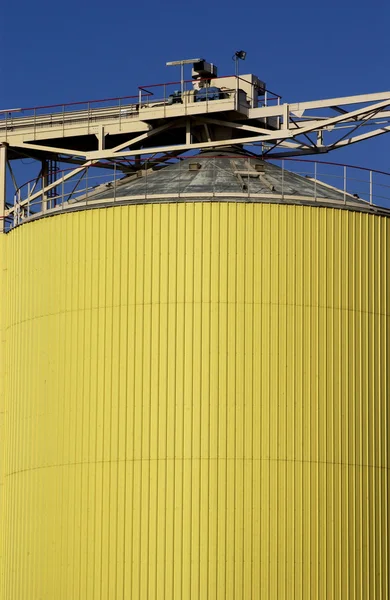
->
{"left": 0, "top": 203, "right": 389, "bottom": 599}
{"left": 0, "top": 235, "right": 5, "bottom": 597}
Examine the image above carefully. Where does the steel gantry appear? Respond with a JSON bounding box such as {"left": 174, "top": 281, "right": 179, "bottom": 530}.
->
{"left": 1, "top": 58, "right": 390, "bottom": 231}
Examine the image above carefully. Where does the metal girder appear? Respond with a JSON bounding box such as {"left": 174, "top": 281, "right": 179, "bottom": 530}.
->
{"left": 331, "top": 124, "right": 390, "bottom": 148}
{"left": 281, "top": 98, "right": 390, "bottom": 137}
{"left": 18, "top": 142, "right": 89, "bottom": 158}
{"left": 6, "top": 160, "right": 19, "bottom": 191}
{"left": 193, "top": 116, "right": 313, "bottom": 150}
{"left": 22, "top": 159, "right": 97, "bottom": 206}
{"left": 9, "top": 96, "right": 390, "bottom": 176}
{"left": 6, "top": 91, "right": 390, "bottom": 165}
{"left": 196, "top": 116, "right": 272, "bottom": 135}
{"left": 70, "top": 97, "right": 390, "bottom": 161}
{"left": 248, "top": 91, "right": 390, "bottom": 119}
{"left": 86, "top": 136, "right": 305, "bottom": 160}
{"left": 288, "top": 90, "right": 390, "bottom": 112}
{"left": 3, "top": 72, "right": 390, "bottom": 229}
{"left": 101, "top": 119, "right": 184, "bottom": 155}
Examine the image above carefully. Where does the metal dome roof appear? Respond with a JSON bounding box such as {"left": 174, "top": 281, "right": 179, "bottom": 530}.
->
{"left": 82, "top": 150, "right": 378, "bottom": 213}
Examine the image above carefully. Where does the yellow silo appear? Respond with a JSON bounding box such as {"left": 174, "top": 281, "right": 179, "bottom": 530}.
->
{"left": 0, "top": 153, "right": 389, "bottom": 599}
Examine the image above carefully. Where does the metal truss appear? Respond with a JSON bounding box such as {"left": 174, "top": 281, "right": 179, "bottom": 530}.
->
{"left": 1, "top": 73, "right": 390, "bottom": 229}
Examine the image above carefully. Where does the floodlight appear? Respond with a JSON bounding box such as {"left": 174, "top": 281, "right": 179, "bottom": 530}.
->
{"left": 232, "top": 50, "right": 247, "bottom": 77}
{"left": 235, "top": 50, "right": 247, "bottom": 60}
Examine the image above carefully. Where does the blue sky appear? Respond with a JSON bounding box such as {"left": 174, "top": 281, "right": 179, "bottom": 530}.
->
{"left": 2, "top": 0, "right": 390, "bottom": 177}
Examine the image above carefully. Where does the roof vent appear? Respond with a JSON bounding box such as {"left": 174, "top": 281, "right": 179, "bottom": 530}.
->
{"left": 189, "top": 162, "right": 202, "bottom": 171}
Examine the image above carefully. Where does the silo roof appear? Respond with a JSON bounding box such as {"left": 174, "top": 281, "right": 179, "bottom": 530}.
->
{"left": 81, "top": 150, "right": 381, "bottom": 214}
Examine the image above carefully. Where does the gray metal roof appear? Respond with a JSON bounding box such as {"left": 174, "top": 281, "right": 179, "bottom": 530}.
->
{"left": 76, "top": 150, "right": 383, "bottom": 213}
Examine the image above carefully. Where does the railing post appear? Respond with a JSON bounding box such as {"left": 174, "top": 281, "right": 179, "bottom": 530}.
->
{"left": 247, "top": 157, "right": 250, "bottom": 199}
{"left": 369, "top": 170, "right": 373, "bottom": 205}
{"left": 314, "top": 162, "right": 317, "bottom": 201}
{"left": 145, "top": 158, "right": 148, "bottom": 201}
{"left": 282, "top": 159, "right": 285, "bottom": 199}
{"left": 114, "top": 162, "right": 117, "bottom": 202}
{"left": 14, "top": 194, "right": 17, "bottom": 227}
{"left": 181, "top": 63, "right": 184, "bottom": 95}
{"left": 213, "top": 156, "right": 215, "bottom": 197}
{"left": 344, "top": 166, "right": 347, "bottom": 204}
{"left": 25, "top": 183, "right": 30, "bottom": 221}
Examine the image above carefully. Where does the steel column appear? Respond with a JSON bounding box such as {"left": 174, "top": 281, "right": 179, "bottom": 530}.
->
{"left": 42, "top": 160, "right": 49, "bottom": 213}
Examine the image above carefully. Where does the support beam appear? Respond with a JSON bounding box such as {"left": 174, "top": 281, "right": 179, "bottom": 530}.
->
{"left": 105, "top": 120, "right": 182, "bottom": 155}
{"left": 19, "top": 142, "right": 88, "bottom": 158}
{"left": 98, "top": 126, "right": 105, "bottom": 151}
{"left": 2, "top": 82, "right": 390, "bottom": 222}
{"left": 42, "top": 160, "right": 48, "bottom": 212}
{"left": 196, "top": 116, "right": 274, "bottom": 135}
{"left": 331, "top": 124, "right": 390, "bottom": 148}
{"left": 283, "top": 103, "right": 289, "bottom": 127}
{"left": 6, "top": 160, "right": 18, "bottom": 191}
{"left": 287, "top": 91, "right": 390, "bottom": 112}
{"left": 21, "top": 160, "right": 97, "bottom": 206}
{"left": 291, "top": 99, "right": 390, "bottom": 138}
{"left": 85, "top": 132, "right": 311, "bottom": 160}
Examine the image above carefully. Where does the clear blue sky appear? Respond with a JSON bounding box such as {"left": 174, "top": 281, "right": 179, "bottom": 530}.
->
{"left": 2, "top": 0, "right": 390, "bottom": 173}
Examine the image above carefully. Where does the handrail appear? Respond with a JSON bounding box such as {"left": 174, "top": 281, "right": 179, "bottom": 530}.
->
{"left": 0, "top": 94, "right": 146, "bottom": 117}
{"left": 6, "top": 155, "right": 390, "bottom": 233}
{"left": 14, "top": 156, "right": 390, "bottom": 194}
{"left": 0, "top": 73, "right": 279, "bottom": 123}
{"left": 268, "top": 157, "right": 390, "bottom": 178}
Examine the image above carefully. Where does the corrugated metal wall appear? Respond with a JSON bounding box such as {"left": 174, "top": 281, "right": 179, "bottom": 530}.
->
{"left": 1, "top": 202, "right": 389, "bottom": 599}
{"left": 0, "top": 236, "right": 5, "bottom": 594}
